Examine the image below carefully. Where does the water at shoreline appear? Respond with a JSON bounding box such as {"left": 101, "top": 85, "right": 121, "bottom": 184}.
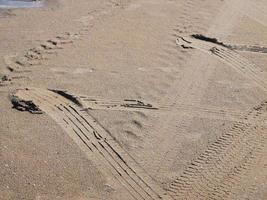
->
{"left": 0, "top": 0, "right": 44, "bottom": 9}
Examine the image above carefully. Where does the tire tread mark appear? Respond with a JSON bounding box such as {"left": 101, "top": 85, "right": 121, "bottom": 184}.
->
{"left": 23, "top": 91, "right": 142, "bottom": 200}
{"left": 34, "top": 91, "right": 153, "bottom": 200}
{"left": 78, "top": 93, "right": 245, "bottom": 122}
{"left": 15, "top": 88, "right": 172, "bottom": 200}
{"left": 166, "top": 100, "right": 267, "bottom": 200}
{"left": 176, "top": 36, "right": 267, "bottom": 91}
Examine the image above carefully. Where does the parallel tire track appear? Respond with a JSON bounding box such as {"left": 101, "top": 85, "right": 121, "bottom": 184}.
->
{"left": 59, "top": 91, "right": 246, "bottom": 122}
{"left": 226, "top": 146, "right": 267, "bottom": 200}
{"left": 137, "top": 0, "right": 222, "bottom": 102}
{"left": 15, "top": 88, "right": 172, "bottom": 200}
{"left": 169, "top": 103, "right": 245, "bottom": 121}
{"left": 166, "top": 101, "right": 267, "bottom": 200}
{"left": 211, "top": 48, "right": 267, "bottom": 91}
{"left": 176, "top": 36, "right": 267, "bottom": 91}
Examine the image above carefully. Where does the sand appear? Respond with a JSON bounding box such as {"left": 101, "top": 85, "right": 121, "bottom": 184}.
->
{"left": 0, "top": 0, "right": 267, "bottom": 199}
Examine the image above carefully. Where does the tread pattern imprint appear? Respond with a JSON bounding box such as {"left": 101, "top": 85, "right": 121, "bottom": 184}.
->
{"left": 166, "top": 100, "right": 267, "bottom": 200}
{"left": 176, "top": 35, "right": 267, "bottom": 92}
{"left": 14, "top": 88, "right": 173, "bottom": 200}
{"left": 13, "top": 87, "right": 267, "bottom": 200}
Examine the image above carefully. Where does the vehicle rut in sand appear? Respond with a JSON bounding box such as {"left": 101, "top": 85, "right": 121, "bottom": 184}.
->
{"left": 13, "top": 88, "right": 173, "bottom": 200}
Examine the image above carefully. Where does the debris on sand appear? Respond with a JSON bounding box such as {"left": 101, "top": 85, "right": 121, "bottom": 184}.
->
{"left": 49, "top": 89, "right": 82, "bottom": 106}
{"left": 185, "top": 34, "right": 267, "bottom": 53}
{"left": 1, "top": 74, "right": 9, "bottom": 81}
{"left": 191, "top": 34, "right": 229, "bottom": 48}
{"left": 10, "top": 94, "right": 43, "bottom": 114}
{"left": 122, "top": 99, "right": 158, "bottom": 110}
{"left": 79, "top": 95, "right": 159, "bottom": 111}
{"left": 0, "top": 74, "right": 11, "bottom": 86}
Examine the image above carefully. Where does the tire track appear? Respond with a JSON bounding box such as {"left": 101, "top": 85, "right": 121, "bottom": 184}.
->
{"left": 158, "top": 1, "right": 267, "bottom": 199}
{"left": 163, "top": 0, "right": 245, "bottom": 105}
{"left": 176, "top": 35, "right": 267, "bottom": 91}
{"left": 166, "top": 101, "right": 267, "bottom": 200}
{"left": 229, "top": 44, "right": 267, "bottom": 54}
{"left": 126, "top": 2, "right": 262, "bottom": 192}
{"left": 189, "top": 34, "right": 267, "bottom": 54}
{"left": 226, "top": 147, "right": 267, "bottom": 200}
{"left": 80, "top": 97, "right": 245, "bottom": 122}
{"left": 171, "top": 103, "right": 246, "bottom": 122}
{"left": 79, "top": 96, "right": 158, "bottom": 111}
{"left": 134, "top": 0, "right": 222, "bottom": 102}
{"left": 81, "top": 98, "right": 246, "bottom": 122}
{"left": 14, "top": 88, "right": 172, "bottom": 200}
{"left": 53, "top": 90, "right": 246, "bottom": 122}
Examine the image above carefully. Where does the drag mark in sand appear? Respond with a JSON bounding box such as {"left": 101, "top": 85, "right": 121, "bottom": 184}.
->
{"left": 166, "top": 100, "right": 267, "bottom": 200}
{"left": 45, "top": 90, "right": 246, "bottom": 123}
{"left": 48, "top": 89, "right": 158, "bottom": 112}
{"left": 80, "top": 97, "right": 158, "bottom": 111}
{"left": 79, "top": 97, "right": 246, "bottom": 123}
{"left": 191, "top": 34, "right": 267, "bottom": 54}
{"left": 12, "top": 88, "right": 172, "bottom": 200}
{"left": 176, "top": 34, "right": 267, "bottom": 91}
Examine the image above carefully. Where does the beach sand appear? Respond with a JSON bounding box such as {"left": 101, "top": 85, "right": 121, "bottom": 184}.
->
{"left": 0, "top": 0, "right": 267, "bottom": 199}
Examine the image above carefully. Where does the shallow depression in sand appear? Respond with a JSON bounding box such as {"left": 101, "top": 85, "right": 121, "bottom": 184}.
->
{"left": 0, "top": 0, "right": 44, "bottom": 8}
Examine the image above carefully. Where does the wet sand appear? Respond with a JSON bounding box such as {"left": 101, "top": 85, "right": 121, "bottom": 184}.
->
{"left": 0, "top": 0, "right": 44, "bottom": 9}
{"left": 0, "top": 0, "right": 267, "bottom": 199}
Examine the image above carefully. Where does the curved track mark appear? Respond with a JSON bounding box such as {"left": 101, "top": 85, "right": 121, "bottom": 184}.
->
{"left": 176, "top": 35, "right": 267, "bottom": 91}
{"left": 14, "top": 88, "right": 172, "bottom": 200}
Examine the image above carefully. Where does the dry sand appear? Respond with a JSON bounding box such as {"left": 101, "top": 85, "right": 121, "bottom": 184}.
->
{"left": 0, "top": 0, "right": 267, "bottom": 199}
